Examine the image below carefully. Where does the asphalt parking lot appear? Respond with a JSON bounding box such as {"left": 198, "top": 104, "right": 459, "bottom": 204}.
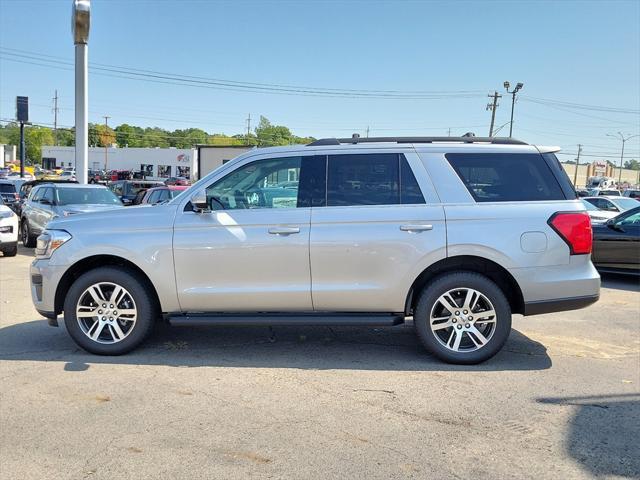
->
{"left": 0, "top": 246, "right": 638, "bottom": 480}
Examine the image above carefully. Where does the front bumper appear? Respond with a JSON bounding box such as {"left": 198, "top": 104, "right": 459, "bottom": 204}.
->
{"left": 30, "top": 259, "right": 68, "bottom": 324}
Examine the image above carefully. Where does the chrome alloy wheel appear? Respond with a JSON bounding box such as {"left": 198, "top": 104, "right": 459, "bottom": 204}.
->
{"left": 429, "top": 287, "right": 497, "bottom": 353}
{"left": 76, "top": 282, "right": 137, "bottom": 344}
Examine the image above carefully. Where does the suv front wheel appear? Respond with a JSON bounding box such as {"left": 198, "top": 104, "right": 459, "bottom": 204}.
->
{"left": 414, "top": 272, "right": 512, "bottom": 364}
{"left": 21, "top": 220, "right": 36, "bottom": 248}
{"left": 63, "top": 267, "right": 156, "bottom": 355}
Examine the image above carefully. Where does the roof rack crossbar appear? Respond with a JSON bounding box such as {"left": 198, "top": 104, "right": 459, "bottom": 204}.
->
{"left": 307, "top": 136, "right": 528, "bottom": 146}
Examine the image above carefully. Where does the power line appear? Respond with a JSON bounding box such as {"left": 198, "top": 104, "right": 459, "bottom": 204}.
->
{"left": 0, "top": 49, "right": 485, "bottom": 100}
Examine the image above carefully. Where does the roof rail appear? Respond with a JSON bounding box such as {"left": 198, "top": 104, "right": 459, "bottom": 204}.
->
{"left": 307, "top": 136, "right": 528, "bottom": 146}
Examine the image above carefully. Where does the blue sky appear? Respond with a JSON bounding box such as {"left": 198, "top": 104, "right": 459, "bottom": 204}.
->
{"left": 0, "top": 0, "right": 638, "bottom": 161}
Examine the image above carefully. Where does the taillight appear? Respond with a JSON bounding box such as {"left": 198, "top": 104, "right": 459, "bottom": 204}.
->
{"left": 548, "top": 212, "right": 592, "bottom": 255}
{"left": 13, "top": 193, "right": 19, "bottom": 201}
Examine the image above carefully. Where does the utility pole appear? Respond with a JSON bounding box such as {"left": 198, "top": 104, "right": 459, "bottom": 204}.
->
{"left": 573, "top": 144, "right": 582, "bottom": 187}
{"left": 504, "top": 81, "right": 524, "bottom": 137}
{"left": 607, "top": 132, "right": 639, "bottom": 187}
{"left": 103, "top": 115, "right": 110, "bottom": 171}
{"left": 53, "top": 90, "right": 59, "bottom": 146}
{"left": 486, "top": 91, "right": 501, "bottom": 137}
{"left": 447, "top": 127, "right": 451, "bottom": 136}
{"left": 366, "top": 126, "right": 370, "bottom": 138}
{"left": 246, "top": 114, "right": 251, "bottom": 145}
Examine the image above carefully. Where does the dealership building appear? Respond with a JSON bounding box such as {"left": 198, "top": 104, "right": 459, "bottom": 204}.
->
{"left": 40, "top": 145, "right": 253, "bottom": 180}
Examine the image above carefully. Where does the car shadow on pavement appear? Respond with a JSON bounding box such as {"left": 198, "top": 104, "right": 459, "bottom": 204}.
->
{"left": 537, "top": 393, "right": 640, "bottom": 478}
{"left": 0, "top": 319, "right": 551, "bottom": 372}
{"left": 600, "top": 273, "right": 640, "bottom": 293}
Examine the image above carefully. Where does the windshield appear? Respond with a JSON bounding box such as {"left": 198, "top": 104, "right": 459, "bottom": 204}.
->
{"left": 55, "top": 188, "right": 122, "bottom": 206}
{"left": 611, "top": 197, "right": 639, "bottom": 210}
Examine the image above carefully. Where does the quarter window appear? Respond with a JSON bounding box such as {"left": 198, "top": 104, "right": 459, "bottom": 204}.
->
{"left": 446, "top": 153, "right": 566, "bottom": 202}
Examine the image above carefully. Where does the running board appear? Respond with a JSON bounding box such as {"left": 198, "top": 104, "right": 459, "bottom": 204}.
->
{"left": 168, "top": 313, "right": 405, "bottom": 327}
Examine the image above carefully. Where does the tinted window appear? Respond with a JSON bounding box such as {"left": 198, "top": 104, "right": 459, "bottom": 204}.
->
{"left": 56, "top": 188, "right": 122, "bottom": 205}
{"left": 327, "top": 154, "right": 399, "bottom": 206}
{"left": 446, "top": 153, "right": 565, "bottom": 202}
{"left": 40, "top": 188, "right": 54, "bottom": 204}
{"left": 206, "top": 157, "right": 301, "bottom": 210}
{"left": 0, "top": 184, "right": 16, "bottom": 193}
{"left": 400, "top": 157, "right": 425, "bottom": 204}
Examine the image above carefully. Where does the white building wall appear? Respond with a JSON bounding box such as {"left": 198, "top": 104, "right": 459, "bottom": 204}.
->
{"left": 41, "top": 146, "right": 196, "bottom": 180}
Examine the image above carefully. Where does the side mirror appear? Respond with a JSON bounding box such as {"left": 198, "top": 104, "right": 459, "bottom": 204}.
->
{"left": 191, "top": 191, "right": 210, "bottom": 213}
{"left": 121, "top": 198, "right": 132, "bottom": 205}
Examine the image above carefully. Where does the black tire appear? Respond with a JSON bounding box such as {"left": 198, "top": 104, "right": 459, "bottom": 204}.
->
{"left": 63, "top": 267, "right": 156, "bottom": 355}
{"left": 413, "top": 272, "right": 512, "bottom": 364}
{"left": 2, "top": 243, "right": 18, "bottom": 257}
{"left": 21, "top": 220, "right": 36, "bottom": 248}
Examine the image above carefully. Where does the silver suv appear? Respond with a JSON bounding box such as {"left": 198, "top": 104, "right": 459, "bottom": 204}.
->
{"left": 30, "top": 136, "right": 600, "bottom": 364}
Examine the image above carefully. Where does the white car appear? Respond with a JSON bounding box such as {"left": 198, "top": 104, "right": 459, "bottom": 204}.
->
{"left": 583, "top": 196, "right": 639, "bottom": 215}
{"left": 0, "top": 196, "right": 18, "bottom": 257}
{"left": 581, "top": 199, "right": 617, "bottom": 223}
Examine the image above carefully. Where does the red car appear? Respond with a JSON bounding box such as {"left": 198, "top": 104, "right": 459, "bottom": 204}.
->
{"left": 137, "top": 185, "right": 189, "bottom": 205}
{"left": 164, "top": 177, "right": 191, "bottom": 186}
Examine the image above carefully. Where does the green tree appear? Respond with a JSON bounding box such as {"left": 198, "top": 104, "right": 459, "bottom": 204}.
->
{"left": 114, "top": 124, "right": 144, "bottom": 148}
{"left": 623, "top": 159, "right": 639, "bottom": 171}
{"left": 24, "top": 126, "right": 54, "bottom": 164}
{"left": 142, "top": 127, "right": 170, "bottom": 148}
{"left": 56, "top": 128, "right": 75, "bottom": 147}
{"left": 255, "top": 116, "right": 292, "bottom": 146}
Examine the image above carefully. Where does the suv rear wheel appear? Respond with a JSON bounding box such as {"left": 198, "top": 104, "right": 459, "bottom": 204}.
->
{"left": 63, "top": 267, "right": 156, "bottom": 355}
{"left": 414, "top": 272, "right": 511, "bottom": 364}
{"left": 21, "top": 220, "right": 36, "bottom": 248}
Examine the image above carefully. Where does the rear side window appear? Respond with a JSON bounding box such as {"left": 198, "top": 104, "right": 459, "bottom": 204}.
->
{"left": 326, "top": 153, "right": 425, "bottom": 207}
{"left": 446, "top": 153, "right": 566, "bottom": 202}
{"left": 0, "top": 184, "right": 16, "bottom": 193}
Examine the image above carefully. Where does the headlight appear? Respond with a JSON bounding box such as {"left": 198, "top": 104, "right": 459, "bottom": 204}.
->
{"left": 0, "top": 210, "right": 13, "bottom": 219}
{"left": 35, "top": 230, "right": 72, "bottom": 259}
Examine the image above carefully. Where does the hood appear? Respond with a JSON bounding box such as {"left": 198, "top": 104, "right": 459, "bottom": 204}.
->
{"left": 60, "top": 203, "right": 124, "bottom": 215}
{"left": 47, "top": 203, "right": 179, "bottom": 235}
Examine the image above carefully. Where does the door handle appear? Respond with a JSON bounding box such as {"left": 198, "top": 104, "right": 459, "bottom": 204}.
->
{"left": 400, "top": 224, "right": 433, "bottom": 232}
{"left": 268, "top": 226, "right": 300, "bottom": 235}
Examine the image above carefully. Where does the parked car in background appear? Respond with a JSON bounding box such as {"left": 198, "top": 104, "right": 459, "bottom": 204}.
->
{"left": 21, "top": 183, "right": 123, "bottom": 247}
{"left": 138, "top": 185, "right": 189, "bottom": 205}
{"left": 586, "top": 188, "right": 621, "bottom": 197}
{"left": 15, "top": 180, "right": 79, "bottom": 218}
{"left": 591, "top": 206, "right": 640, "bottom": 275}
{"left": 0, "top": 168, "right": 11, "bottom": 179}
{"left": 580, "top": 199, "right": 618, "bottom": 223}
{"left": 0, "top": 180, "right": 20, "bottom": 212}
{"left": 58, "top": 170, "right": 76, "bottom": 181}
{"left": 575, "top": 188, "right": 590, "bottom": 198}
{"left": 165, "top": 177, "right": 190, "bottom": 186}
{"left": 30, "top": 137, "right": 600, "bottom": 363}
{"left": 0, "top": 196, "right": 18, "bottom": 257}
{"left": 108, "top": 180, "right": 165, "bottom": 205}
{"left": 7, "top": 171, "right": 35, "bottom": 181}
{"left": 623, "top": 189, "right": 640, "bottom": 200}
{"left": 583, "top": 196, "right": 639, "bottom": 214}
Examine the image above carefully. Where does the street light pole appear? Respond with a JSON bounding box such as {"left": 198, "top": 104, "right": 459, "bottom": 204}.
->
{"left": 72, "top": 0, "right": 91, "bottom": 184}
{"left": 607, "top": 132, "right": 640, "bottom": 186}
{"left": 504, "top": 81, "right": 524, "bottom": 138}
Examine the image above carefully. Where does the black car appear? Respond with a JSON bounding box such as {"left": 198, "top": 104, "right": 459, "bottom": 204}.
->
{"left": 0, "top": 180, "right": 20, "bottom": 212}
{"left": 108, "top": 180, "right": 164, "bottom": 205}
{"left": 591, "top": 206, "right": 640, "bottom": 275}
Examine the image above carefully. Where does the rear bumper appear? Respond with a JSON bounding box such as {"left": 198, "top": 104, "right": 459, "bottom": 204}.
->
{"left": 523, "top": 294, "right": 599, "bottom": 316}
